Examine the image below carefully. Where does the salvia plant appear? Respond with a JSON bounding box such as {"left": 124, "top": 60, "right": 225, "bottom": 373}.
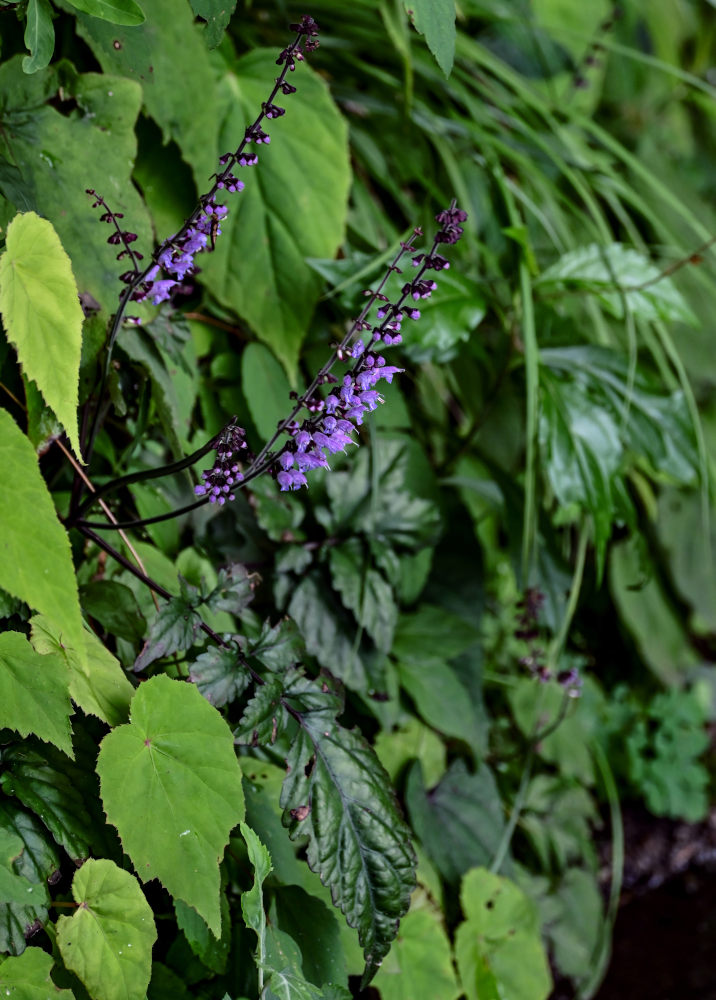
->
{"left": 0, "top": 3, "right": 714, "bottom": 1000}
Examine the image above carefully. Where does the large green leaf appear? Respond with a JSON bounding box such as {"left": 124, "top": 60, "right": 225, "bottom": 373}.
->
{"left": 0, "top": 801, "right": 59, "bottom": 955}
{"left": 270, "top": 886, "right": 348, "bottom": 991}
{"left": 22, "top": 0, "right": 55, "bottom": 74}
{"left": 373, "top": 907, "right": 460, "bottom": 1000}
{"left": 0, "top": 409, "right": 85, "bottom": 659}
{"left": 0, "top": 58, "right": 151, "bottom": 317}
{"left": 537, "top": 243, "right": 697, "bottom": 324}
{"left": 57, "top": 859, "right": 156, "bottom": 1000}
{"left": 404, "top": 0, "right": 456, "bottom": 77}
{"left": 0, "top": 947, "right": 73, "bottom": 1000}
{"left": 30, "top": 614, "right": 134, "bottom": 727}
{"left": 455, "top": 868, "right": 552, "bottom": 1000}
{"left": 405, "top": 760, "right": 506, "bottom": 883}
{"left": 241, "top": 342, "right": 293, "bottom": 442}
{"left": 65, "top": 0, "right": 145, "bottom": 25}
{"left": 0, "top": 631, "right": 73, "bottom": 757}
{"left": 279, "top": 673, "right": 416, "bottom": 986}
{"left": 391, "top": 605, "right": 479, "bottom": 662}
{"left": 201, "top": 50, "right": 350, "bottom": 375}
{"left": 70, "top": 0, "right": 217, "bottom": 187}
{"left": 190, "top": 0, "right": 237, "bottom": 48}
{"left": 396, "top": 657, "right": 481, "bottom": 747}
{"left": 96, "top": 675, "right": 245, "bottom": 934}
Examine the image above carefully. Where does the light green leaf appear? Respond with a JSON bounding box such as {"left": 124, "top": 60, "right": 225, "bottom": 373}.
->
{"left": 202, "top": 50, "right": 350, "bottom": 376}
{"left": 57, "top": 859, "right": 156, "bottom": 1000}
{"left": 0, "top": 830, "right": 41, "bottom": 906}
{"left": 190, "top": 0, "right": 238, "bottom": 48}
{"left": 0, "top": 947, "right": 74, "bottom": 1000}
{"left": 404, "top": 0, "right": 456, "bottom": 76}
{"left": 0, "top": 212, "right": 84, "bottom": 459}
{"left": 22, "top": 0, "right": 55, "bottom": 74}
{"left": 373, "top": 908, "right": 460, "bottom": 1000}
{"left": 0, "top": 631, "right": 73, "bottom": 756}
{"left": 455, "top": 868, "right": 552, "bottom": 1000}
{"left": 538, "top": 243, "right": 698, "bottom": 325}
{"left": 0, "top": 409, "right": 85, "bottom": 659}
{"left": 65, "top": 0, "right": 145, "bottom": 24}
{"left": 242, "top": 342, "right": 293, "bottom": 442}
{"left": 30, "top": 614, "right": 134, "bottom": 727}
{"left": 96, "top": 675, "right": 245, "bottom": 934}
{"left": 373, "top": 717, "right": 446, "bottom": 788}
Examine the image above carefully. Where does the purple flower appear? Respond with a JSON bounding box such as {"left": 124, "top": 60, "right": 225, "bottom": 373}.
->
{"left": 151, "top": 280, "right": 179, "bottom": 304}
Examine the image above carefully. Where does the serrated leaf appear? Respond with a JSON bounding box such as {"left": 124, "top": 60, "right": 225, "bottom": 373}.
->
{"left": 133, "top": 597, "right": 200, "bottom": 673}
{"left": 202, "top": 50, "right": 350, "bottom": 376}
{"left": 280, "top": 674, "right": 416, "bottom": 986}
{"left": 242, "top": 342, "right": 293, "bottom": 442}
{"left": 22, "top": 0, "right": 55, "bottom": 74}
{"left": 57, "top": 859, "right": 156, "bottom": 1000}
{"left": 538, "top": 243, "right": 697, "bottom": 324}
{"left": 245, "top": 619, "right": 304, "bottom": 673}
{"left": 65, "top": 0, "right": 145, "bottom": 25}
{"left": 190, "top": 0, "right": 237, "bottom": 47}
{"left": 175, "top": 895, "right": 231, "bottom": 974}
{"left": 0, "top": 631, "right": 73, "bottom": 756}
{"left": 189, "top": 646, "right": 250, "bottom": 707}
{"left": 404, "top": 0, "right": 456, "bottom": 76}
{"left": 0, "top": 213, "right": 84, "bottom": 458}
{"left": 405, "top": 760, "right": 506, "bottom": 883}
{"left": 203, "top": 564, "right": 255, "bottom": 615}
{"left": 329, "top": 540, "right": 398, "bottom": 653}
{"left": 373, "top": 908, "right": 460, "bottom": 1000}
{"left": 30, "top": 614, "right": 133, "bottom": 727}
{"left": 0, "top": 830, "right": 41, "bottom": 906}
{"left": 0, "top": 410, "right": 85, "bottom": 660}
{"left": 455, "top": 868, "right": 552, "bottom": 1000}
{"left": 0, "top": 743, "right": 92, "bottom": 860}
{"left": 0, "top": 801, "right": 59, "bottom": 955}
{"left": 0, "top": 947, "right": 74, "bottom": 1000}
{"left": 96, "top": 675, "right": 245, "bottom": 934}
{"left": 234, "top": 675, "right": 288, "bottom": 746}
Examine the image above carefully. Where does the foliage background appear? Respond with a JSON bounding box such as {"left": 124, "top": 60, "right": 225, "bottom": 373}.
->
{"left": 0, "top": 1, "right": 715, "bottom": 999}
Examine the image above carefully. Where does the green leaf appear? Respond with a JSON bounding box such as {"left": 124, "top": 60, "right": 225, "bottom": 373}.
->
{"left": 234, "top": 674, "right": 287, "bottom": 747}
{"left": 405, "top": 760, "right": 506, "bottom": 883}
{"left": 80, "top": 581, "right": 146, "bottom": 644}
{"left": 1, "top": 743, "right": 93, "bottom": 860}
{"left": 242, "top": 342, "right": 293, "bottom": 443}
{"left": 329, "top": 540, "right": 398, "bottom": 653}
{"left": 189, "top": 0, "right": 237, "bottom": 48}
{"left": 0, "top": 801, "right": 59, "bottom": 955}
{"left": 22, "top": 0, "right": 55, "bottom": 74}
{"left": 0, "top": 211, "right": 86, "bottom": 460}
{"left": 391, "top": 605, "right": 479, "bottom": 662}
{"left": 120, "top": 327, "right": 186, "bottom": 458}
{"left": 202, "top": 50, "right": 350, "bottom": 375}
{"left": 96, "top": 674, "right": 245, "bottom": 934}
{"left": 30, "top": 614, "right": 134, "bottom": 727}
{"left": 0, "top": 410, "right": 85, "bottom": 660}
{"left": 189, "top": 646, "right": 250, "bottom": 708}
{"left": 404, "top": 0, "right": 456, "bottom": 76}
{"left": 455, "top": 868, "right": 552, "bottom": 1000}
{"left": 243, "top": 618, "right": 304, "bottom": 674}
{"left": 373, "top": 717, "right": 446, "bottom": 788}
{"left": 280, "top": 673, "right": 416, "bottom": 986}
{"left": 0, "top": 830, "right": 41, "bottom": 906}
{"left": 0, "top": 947, "right": 74, "bottom": 1000}
{"left": 175, "top": 895, "right": 231, "bottom": 974}
{"left": 271, "top": 886, "right": 348, "bottom": 991}
{"left": 240, "top": 821, "right": 272, "bottom": 940}
{"left": 373, "top": 908, "right": 460, "bottom": 1000}
{"left": 537, "top": 869, "right": 603, "bottom": 981}
{"left": 538, "top": 244, "right": 698, "bottom": 325}
{"left": 399, "top": 271, "right": 485, "bottom": 364}
{"left": 133, "top": 597, "right": 200, "bottom": 673}
{"left": 57, "top": 859, "right": 156, "bottom": 1000}
{"left": 396, "top": 657, "right": 480, "bottom": 746}
{"left": 71, "top": 0, "right": 218, "bottom": 190}
{"left": 0, "top": 631, "right": 73, "bottom": 756}
{"left": 65, "top": 0, "right": 145, "bottom": 25}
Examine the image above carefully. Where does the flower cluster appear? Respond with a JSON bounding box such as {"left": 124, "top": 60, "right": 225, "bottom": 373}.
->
{"left": 194, "top": 422, "right": 251, "bottom": 504}
{"left": 86, "top": 189, "right": 144, "bottom": 277}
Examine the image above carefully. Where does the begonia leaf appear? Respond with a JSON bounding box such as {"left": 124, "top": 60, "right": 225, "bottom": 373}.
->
{"left": 0, "top": 631, "right": 73, "bottom": 757}
{"left": 0, "top": 947, "right": 73, "bottom": 1000}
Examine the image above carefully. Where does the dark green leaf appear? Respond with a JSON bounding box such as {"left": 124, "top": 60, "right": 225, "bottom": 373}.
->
{"left": 396, "top": 657, "right": 481, "bottom": 746}
{"left": 399, "top": 271, "right": 486, "bottom": 364}
{"left": 120, "top": 327, "right": 186, "bottom": 458}
{"left": 391, "top": 604, "right": 479, "bottom": 662}
{"left": 244, "top": 619, "right": 304, "bottom": 673}
{"left": 0, "top": 801, "right": 59, "bottom": 955}
{"left": 22, "top": 0, "right": 55, "bottom": 74}
{"left": 270, "top": 886, "right": 348, "bottom": 991}
{"left": 203, "top": 564, "right": 255, "bottom": 615}
{"left": 405, "top": 760, "right": 506, "bottom": 882}
{"left": 80, "top": 581, "right": 146, "bottom": 644}
{"left": 175, "top": 894, "right": 231, "bottom": 974}
{"left": 242, "top": 342, "right": 293, "bottom": 443}
{"left": 329, "top": 539, "right": 398, "bottom": 653}
{"left": 133, "top": 597, "right": 201, "bottom": 673}
{"left": 280, "top": 673, "right": 416, "bottom": 986}
{"left": 234, "top": 675, "right": 288, "bottom": 747}
{"left": 189, "top": 645, "right": 250, "bottom": 708}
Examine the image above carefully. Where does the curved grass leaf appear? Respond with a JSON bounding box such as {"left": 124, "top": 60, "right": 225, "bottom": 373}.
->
{"left": 279, "top": 674, "right": 416, "bottom": 986}
{"left": 22, "top": 0, "right": 55, "bottom": 74}
{"left": 0, "top": 410, "right": 85, "bottom": 660}
{"left": 0, "top": 631, "right": 73, "bottom": 757}
{"left": 0, "top": 947, "right": 73, "bottom": 1000}
{"left": 57, "top": 859, "right": 156, "bottom": 1000}
{"left": 0, "top": 212, "right": 84, "bottom": 459}
{"left": 96, "top": 675, "right": 245, "bottom": 934}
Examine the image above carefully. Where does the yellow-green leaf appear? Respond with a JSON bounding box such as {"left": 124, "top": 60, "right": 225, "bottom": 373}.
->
{"left": 0, "top": 631, "right": 73, "bottom": 757}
